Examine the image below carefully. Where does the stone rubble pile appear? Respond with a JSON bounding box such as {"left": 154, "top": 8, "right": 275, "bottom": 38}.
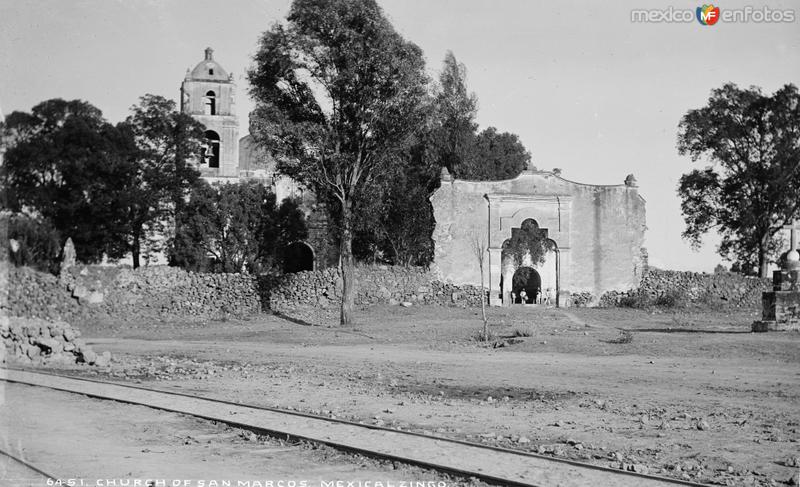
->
{"left": 1, "top": 317, "right": 111, "bottom": 367}
{"left": 7, "top": 266, "right": 83, "bottom": 322}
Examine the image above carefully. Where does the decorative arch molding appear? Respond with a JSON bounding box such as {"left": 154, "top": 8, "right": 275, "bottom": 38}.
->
{"left": 485, "top": 193, "right": 572, "bottom": 307}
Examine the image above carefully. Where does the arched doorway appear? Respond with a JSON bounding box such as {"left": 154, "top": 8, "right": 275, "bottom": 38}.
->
{"left": 512, "top": 267, "right": 541, "bottom": 304}
{"left": 498, "top": 220, "right": 559, "bottom": 307}
{"left": 283, "top": 242, "right": 314, "bottom": 273}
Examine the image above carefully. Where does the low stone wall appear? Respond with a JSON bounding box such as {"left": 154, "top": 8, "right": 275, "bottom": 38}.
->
{"left": 6, "top": 264, "right": 488, "bottom": 324}
{"left": 598, "top": 269, "right": 771, "bottom": 308}
{"left": 7, "top": 265, "right": 262, "bottom": 322}
{"left": 268, "top": 265, "right": 485, "bottom": 313}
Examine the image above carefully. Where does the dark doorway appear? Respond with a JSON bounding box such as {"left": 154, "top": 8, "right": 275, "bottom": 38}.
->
{"left": 203, "top": 130, "right": 220, "bottom": 168}
{"left": 512, "top": 267, "right": 541, "bottom": 304}
{"left": 283, "top": 242, "right": 314, "bottom": 273}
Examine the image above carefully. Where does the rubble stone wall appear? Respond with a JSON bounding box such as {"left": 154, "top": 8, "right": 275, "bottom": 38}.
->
{"left": 598, "top": 269, "right": 771, "bottom": 308}
{"left": 6, "top": 265, "right": 261, "bottom": 322}
{"left": 6, "top": 264, "right": 488, "bottom": 323}
{"left": 267, "top": 265, "right": 486, "bottom": 313}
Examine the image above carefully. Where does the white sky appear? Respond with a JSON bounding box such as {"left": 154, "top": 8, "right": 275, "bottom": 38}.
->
{"left": 2, "top": 0, "right": 799, "bottom": 271}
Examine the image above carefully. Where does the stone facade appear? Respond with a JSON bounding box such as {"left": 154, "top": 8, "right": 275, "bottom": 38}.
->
{"left": 430, "top": 168, "right": 646, "bottom": 306}
{"left": 181, "top": 47, "right": 239, "bottom": 179}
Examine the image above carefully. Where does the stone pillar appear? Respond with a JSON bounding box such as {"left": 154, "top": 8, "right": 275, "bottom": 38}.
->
{"left": 488, "top": 247, "right": 503, "bottom": 306}
{"left": 753, "top": 232, "right": 800, "bottom": 331}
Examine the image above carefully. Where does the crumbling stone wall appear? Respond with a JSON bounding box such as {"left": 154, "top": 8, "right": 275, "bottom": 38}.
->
{"left": 7, "top": 264, "right": 488, "bottom": 323}
{"left": 7, "top": 265, "right": 261, "bottom": 322}
{"left": 597, "top": 269, "right": 770, "bottom": 308}
{"left": 268, "top": 265, "right": 486, "bottom": 313}
{"left": 640, "top": 269, "right": 770, "bottom": 307}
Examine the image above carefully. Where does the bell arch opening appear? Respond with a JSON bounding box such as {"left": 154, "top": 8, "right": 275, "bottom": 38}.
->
{"left": 203, "top": 130, "right": 220, "bottom": 168}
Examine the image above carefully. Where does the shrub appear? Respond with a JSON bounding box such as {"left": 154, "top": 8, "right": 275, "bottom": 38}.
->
{"left": 654, "top": 288, "right": 689, "bottom": 308}
{"left": 511, "top": 327, "right": 534, "bottom": 337}
{"left": 608, "top": 330, "right": 633, "bottom": 344}
{"left": 471, "top": 328, "right": 497, "bottom": 342}
{"left": 617, "top": 292, "right": 653, "bottom": 308}
{"left": 571, "top": 292, "right": 594, "bottom": 307}
{"left": 6, "top": 214, "right": 62, "bottom": 274}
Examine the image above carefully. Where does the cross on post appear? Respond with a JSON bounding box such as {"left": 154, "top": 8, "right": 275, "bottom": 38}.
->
{"left": 783, "top": 219, "right": 800, "bottom": 252}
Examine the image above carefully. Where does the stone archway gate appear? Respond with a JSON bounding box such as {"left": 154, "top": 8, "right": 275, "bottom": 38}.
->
{"left": 485, "top": 194, "right": 572, "bottom": 307}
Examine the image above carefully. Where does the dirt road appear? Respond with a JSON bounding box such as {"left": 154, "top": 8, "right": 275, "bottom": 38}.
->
{"left": 0, "top": 382, "right": 463, "bottom": 487}
{"left": 15, "top": 305, "right": 800, "bottom": 486}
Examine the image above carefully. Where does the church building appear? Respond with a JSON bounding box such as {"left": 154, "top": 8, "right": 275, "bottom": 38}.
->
{"left": 430, "top": 168, "right": 647, "bottom": 307}
{"left": 181, "top": 47, "right": 239, "bottom": 179}
{"left": 180, "top": 48, "right": 334, "bottom": 272}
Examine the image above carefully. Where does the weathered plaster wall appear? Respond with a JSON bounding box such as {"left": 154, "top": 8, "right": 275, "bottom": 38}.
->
{"left": 430, "top": 169, "right": 646, "bottom": 300}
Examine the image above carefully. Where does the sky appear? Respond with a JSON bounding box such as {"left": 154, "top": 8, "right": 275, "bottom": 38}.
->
{"left": 2, "top": 0, "right": 799, "bottom": 272}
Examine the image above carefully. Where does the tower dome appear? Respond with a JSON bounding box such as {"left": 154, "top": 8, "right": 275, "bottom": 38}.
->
{"left": 180, "top": 47, "right": 238, "bottom": 178}
{"left": 187, "top": 47, "right": 230, "bottom": 81}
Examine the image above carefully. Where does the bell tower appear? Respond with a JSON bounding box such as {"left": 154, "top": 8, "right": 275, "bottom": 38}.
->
{"left": 180, "top": 47, "right": 239, "bottom": 179}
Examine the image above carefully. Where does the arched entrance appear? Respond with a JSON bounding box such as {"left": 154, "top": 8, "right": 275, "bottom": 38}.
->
{"left": 283, "top": 242, "right": 314, "bottom": 273}
{"left": 498, "top": 219, "right": 559, "bottom": 306}
{"left": 512, "top": 267, "right": 541, "bottom": 304}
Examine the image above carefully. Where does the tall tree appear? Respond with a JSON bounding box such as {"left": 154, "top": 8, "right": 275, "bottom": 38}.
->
{"left": 677, "top": 83, "right": 800, "bottom": 277}
{"left": 2, "top": 99, "right": 131, "bottom": 262}
{"left": 432, "top": 52, "right": 532, "bottom": 180}
{"left": 434, "top": 51, "right": 478, "bottom": 173}
{"left": 247, "top": 0, "right": 429, "bottom": 326}
{"left": 120, "top": 94, "right": 206, "bottom": 268}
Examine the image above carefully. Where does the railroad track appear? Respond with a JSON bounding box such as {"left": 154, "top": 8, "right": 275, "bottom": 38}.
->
{"left": 0, "top": 446, "right": 58, "bottom": 485}
{"left": 1, "top": 367, "right": 709, "bottom": 487}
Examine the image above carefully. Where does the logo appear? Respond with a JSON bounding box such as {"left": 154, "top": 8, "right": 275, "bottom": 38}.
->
{"left": 697, "top": 4, "right": 721, "bottom": 25}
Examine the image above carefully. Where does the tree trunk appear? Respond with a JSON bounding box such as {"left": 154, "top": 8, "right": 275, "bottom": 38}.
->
{"left": 132, "top": 229, "right": 141, "bottom": 269}
{"left": 340, "top": 200, "right": 355, "bottom": 327}
{"left": 757, "top": 232, "right": 771, "bottom": 278}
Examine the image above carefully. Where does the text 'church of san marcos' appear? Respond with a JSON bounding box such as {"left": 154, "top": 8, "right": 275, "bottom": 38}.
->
{"left": 182, "top": 48, "right": 647, "bottom": 307}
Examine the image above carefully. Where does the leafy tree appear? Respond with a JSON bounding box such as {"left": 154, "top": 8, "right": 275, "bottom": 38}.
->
{"left": 434, "top": 51, "right": 478, "bottom": 173}
{"left": 502, "top": 219, "right": 555, "bottom": 267}
{"left": 120, "top": 94, "right": 206, "bottom": 268}
{"left": 677, "top": 83, "right": 800, "bottom": 277}
{"left": 2, "top": 99, "right": 132, "bottom": 262}
{"left": 431, "top": 52, "right": 532, "bottom": 180}
{"left": 173, "top": 181, "right": 307, "bottom": 273}
{"left": 247, "top": 0, "right": 429, "bottom": 325}
{"left": 458, "top": 127, "right": 531, "bottom": 180}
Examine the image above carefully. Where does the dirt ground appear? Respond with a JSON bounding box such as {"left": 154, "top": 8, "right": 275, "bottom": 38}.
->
{"left": 15, "top": 305, "right": 800, "bottom": 486}
{"left": 1, "top": 382, "right": 472, "bottom": 486}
